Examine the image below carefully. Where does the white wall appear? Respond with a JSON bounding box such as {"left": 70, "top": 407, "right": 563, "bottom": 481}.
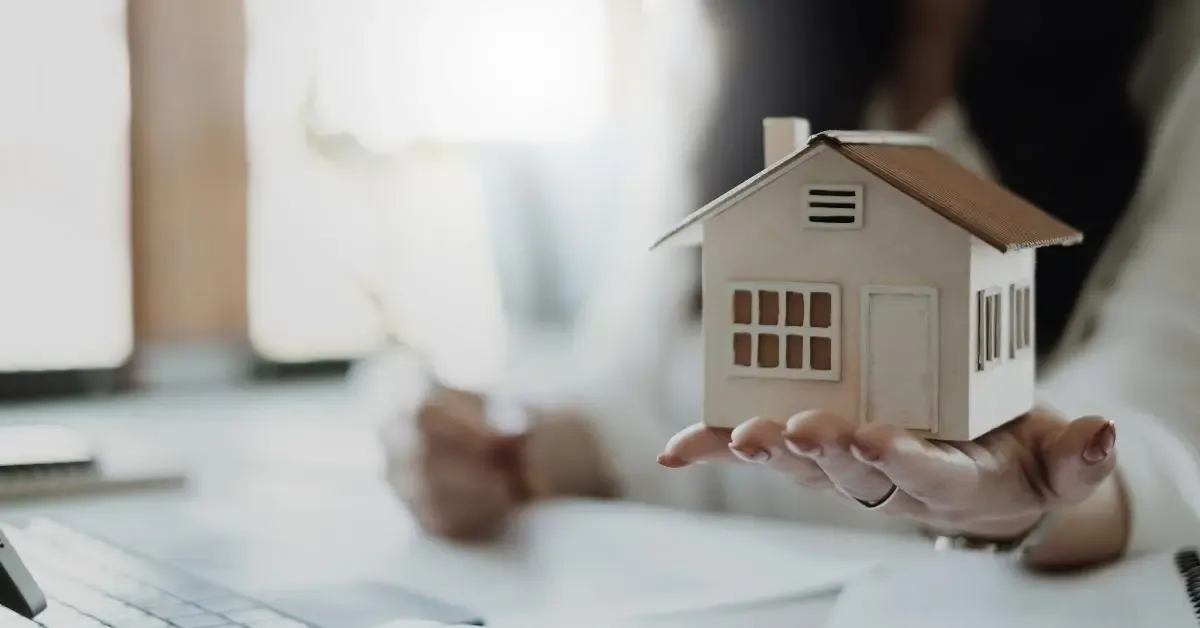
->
{"left": 968, "top": 241, "right": 1036, "bottom": 436}
{"left": 0, "top": 0, "right": 133, "bottom": 371}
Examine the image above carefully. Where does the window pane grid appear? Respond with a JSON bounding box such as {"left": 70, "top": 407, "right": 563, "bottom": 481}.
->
{"left": 1010, "top": 284, "right": 1032, "bottom": 354}
{"left": 1020, "top": 288, "right": 1026, "bottom": 348}
{"left": 977, "top": 290, "right": 985, "bottom": 370}
{"left": 1021, "top": 287, "right": 1031, "bottom": 347}
{"left": 985, "top": 296, "right": 993, "bottom": 361}
{"left": 1010, "top": 285, "right": 1018, "bottom": 358}
{"left": 730, "top": 283, "right": 838, "bottom": 380}
{"left": 976, "top": 287, "right": 1002, "bottom": 370}
{"left": 990, "top": 294, "right": 1000, "bottom": 360}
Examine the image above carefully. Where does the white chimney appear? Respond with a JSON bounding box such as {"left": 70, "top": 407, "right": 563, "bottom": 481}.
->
{"left": 763, "top": 117, "right": 811, "bottom": 168}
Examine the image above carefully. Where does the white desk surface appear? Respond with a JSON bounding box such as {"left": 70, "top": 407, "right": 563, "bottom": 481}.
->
{"left": 0, "top": 381, "right": 933, "bottom": 627}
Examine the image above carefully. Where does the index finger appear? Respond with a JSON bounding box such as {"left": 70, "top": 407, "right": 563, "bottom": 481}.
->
{"left": 658, "top": 423, "right": 736, "bottom": 468}
{"left": 852, "top": 424, "right": 981, "bottom": 505}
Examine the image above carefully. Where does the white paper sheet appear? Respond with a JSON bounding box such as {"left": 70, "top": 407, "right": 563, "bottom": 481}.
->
{"left": 485, "top": 561, "right": 860, "bottom": 628}
{"left": 825, "top": 549, "right": 1199, "bottom": 628}
{"left": 374, "top": 500, "right": 932, "bottom": 627}
{"left": 480, "top": 505, "right": 889, "bottom": 627}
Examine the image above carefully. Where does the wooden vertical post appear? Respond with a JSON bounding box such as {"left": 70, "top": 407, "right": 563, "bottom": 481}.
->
{"left": 126, "top": 0, "right": 249, "bottom": 384}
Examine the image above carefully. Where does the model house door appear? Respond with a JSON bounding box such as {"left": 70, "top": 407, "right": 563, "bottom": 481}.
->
{"left": 862, "top": 287, "right": 938, "bottom": 432}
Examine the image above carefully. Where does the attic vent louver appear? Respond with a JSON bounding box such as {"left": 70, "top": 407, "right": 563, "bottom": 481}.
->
{"left": 803, "top": 184, "right": 863, "bottom": 229}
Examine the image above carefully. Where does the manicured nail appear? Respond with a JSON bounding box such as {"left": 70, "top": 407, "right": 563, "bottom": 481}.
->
{"left": 785, "top": 438, "right": 822, "bottom": 457}
{"left": 850, "top": 443, "right": 880, "bottom": 463}
{"left": 729, "top": 444, "right": 771, "bottom": 462}
{"left": 1083, "top": 422, "right": 1116, "bottom": 463}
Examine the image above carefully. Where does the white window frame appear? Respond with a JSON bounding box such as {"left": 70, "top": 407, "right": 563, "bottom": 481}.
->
{"left": 729, "top": 281, "right": 841, "bottom": 381}
{"left": 802, "top": 184, "right": 864, "bottom": 229}
{"left": 1010, "top": 282, "right": 1032, "bottom": 357}
{"left": 976, "top": 286, "right": 1002, "bottom": 371}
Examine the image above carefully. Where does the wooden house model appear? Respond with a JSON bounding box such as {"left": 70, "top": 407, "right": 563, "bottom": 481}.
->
{"left": 651, "top": 118, "right": 1082, "bottom": 440}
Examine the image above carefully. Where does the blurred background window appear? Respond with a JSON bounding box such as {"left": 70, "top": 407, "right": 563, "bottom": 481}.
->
{"left": 245, "top": 0, "right": 615, "bottom": 389}
{"left": 0, "top": 0, "right": 133, "bottom": 374}
{"left": 0, "top": 0, "right": 657, "bottom": 396}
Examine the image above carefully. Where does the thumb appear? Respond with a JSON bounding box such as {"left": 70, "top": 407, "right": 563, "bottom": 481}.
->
{"left": 658, "top": 423, "right": 736, "bottom": 468}
{"left": 1042, "top": 415, "right": 1117, "bottom": 506}
{"left": 489, "top": 433, "right": 538, "bottom": 502}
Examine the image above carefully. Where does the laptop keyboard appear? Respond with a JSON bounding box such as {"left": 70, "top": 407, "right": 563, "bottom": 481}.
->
{"left": 0, "top": 518, "right": 312, "bottom": 627}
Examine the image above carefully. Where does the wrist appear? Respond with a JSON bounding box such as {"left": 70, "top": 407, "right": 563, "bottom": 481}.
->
{"left": 929, "top": 474, "right": 1129, "bottom": 570}
{"left": 949, "top": 511, "right": 1047, "bottom": 543}
{"left": 1021, "top": 473, "right": 1130, "bottom": 569}
{"left": 931, "top": 510, "right": 1053, "bottom": 558}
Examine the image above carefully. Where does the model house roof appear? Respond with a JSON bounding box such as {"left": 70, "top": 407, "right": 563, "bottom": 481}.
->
{"left": 651, "top": 131, "right": 1084, "bottom": 252}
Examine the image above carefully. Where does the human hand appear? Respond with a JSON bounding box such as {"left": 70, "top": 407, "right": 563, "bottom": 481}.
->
{"left": 380, "top": 383, "right": 535, "bottom": 542}
{"left": 657, "top": 408, "right": 1117, "bottom": 540}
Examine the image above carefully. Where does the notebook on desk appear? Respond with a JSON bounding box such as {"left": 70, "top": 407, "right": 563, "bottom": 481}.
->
{"left": 0, "top": 424, "right": 185, "bottom": 503}
{"left": 825, "top": 548, "right": 1200, "bottom": 627}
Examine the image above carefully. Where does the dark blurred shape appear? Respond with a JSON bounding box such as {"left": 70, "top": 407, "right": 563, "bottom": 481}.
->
{"left": 0, "top": 370, "right": 129, "bottom": 404}
{"left": 691, "top": 0, "right": 1158, "bottom": 358}
{"left": 959, "top": 0, "right": 1158, "bottom": 358}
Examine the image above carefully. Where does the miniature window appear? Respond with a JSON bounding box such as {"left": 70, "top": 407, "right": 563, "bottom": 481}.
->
{"left": 976, "top": 287, "right": 1002, "bottom": 371}
{"left": 803, "top": 184, "right": 863, "bottom": 229}
{"left": 730, "top": 282, "right": 840, "bottom": 381}
{"left": 1010, "top": 283, "right": 1032, "bottom": 356}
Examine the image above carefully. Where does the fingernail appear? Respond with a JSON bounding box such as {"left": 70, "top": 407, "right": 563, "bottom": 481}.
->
{"left": 850, "top": 443, "right": 880, "bottom": 463}
{"left": 1083, "top": 422, "right": 1116, "bottom": 464}
{"left": 657, "top": 453, "right": 688, "bottom": 468}
{"left": 785, "top": 438, "right": 822, "bottom": 457}
{"left": 729, "top": 444, "right": 771, "bottom": 463}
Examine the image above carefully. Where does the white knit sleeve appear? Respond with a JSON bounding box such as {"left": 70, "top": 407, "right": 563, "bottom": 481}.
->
{"left": 1032, "top": 52, "right": 1200, "bottom": 555}
{"left": 1111, "top": 410, "right": 1200, "bottom": 555}
{"left": 548, "top": 3, "right": 721, "bottom": 513}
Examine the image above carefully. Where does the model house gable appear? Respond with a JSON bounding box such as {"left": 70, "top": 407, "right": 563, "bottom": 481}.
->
{"left": 701, "top": 144, "right": 973, "bottom": 403}
{"left": 651, "top": 129, "right": 1084, "bottom": 253}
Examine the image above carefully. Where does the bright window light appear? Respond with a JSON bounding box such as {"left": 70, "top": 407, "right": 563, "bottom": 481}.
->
{"left": 308, "top": 0, "right": 612, "bottom": 146}
{"left": 0, "top": 0, "right": 132, "bottom": 372}
{"left": 248, "top": 0, "right": 539, "bottom": 390}
{"left": 246, "top": 0, "right": 395, "bottom": 365}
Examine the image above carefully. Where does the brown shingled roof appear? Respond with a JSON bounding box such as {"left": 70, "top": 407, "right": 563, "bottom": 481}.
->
{"left": 825, "top": 137, "right": 1082, "bottom": 251}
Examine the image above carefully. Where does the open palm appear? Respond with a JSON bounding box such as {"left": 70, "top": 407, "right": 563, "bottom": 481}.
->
{"left": 658, "top": 408, "right": 1116, "bottom": 538}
